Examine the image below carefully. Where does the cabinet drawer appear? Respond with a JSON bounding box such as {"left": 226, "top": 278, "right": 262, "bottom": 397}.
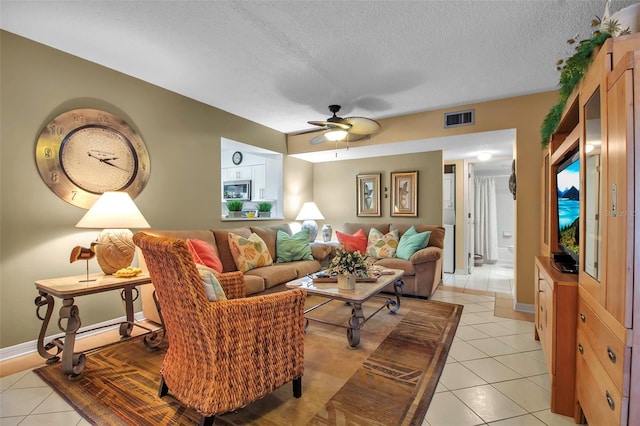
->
{"left": 576, "top": 328, "right": 626, "bottom": 425}
{"left": 577, "top": 297, "right": 627, "bottom": 391}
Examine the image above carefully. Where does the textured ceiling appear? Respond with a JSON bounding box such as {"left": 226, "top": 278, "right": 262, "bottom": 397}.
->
{"left": 1, "top": 0, "right": 635, "bottom": 162}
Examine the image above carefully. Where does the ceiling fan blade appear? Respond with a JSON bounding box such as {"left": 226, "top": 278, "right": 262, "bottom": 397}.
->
{"left": 345, "top": 133, "right": 371, "bottom": 142}
{"left": 309, "top": 133, "right": 329, "bottom": 145}
{"left": 342, "top": 117, "right": 381, "bottom": 135}
{"left": 291, "top": 127, "right": 325, "bottom": 136}
{"left": 308, "top": 120, "right": 351, "bottom": 130}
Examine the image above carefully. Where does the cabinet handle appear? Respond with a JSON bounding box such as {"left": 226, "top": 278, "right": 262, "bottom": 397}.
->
{"left": 578, "top": 343, "right": 584, "bottom": 355}
{"left": 607, "top": 347, "right": 617, "bottom": 364}
{"left": 580, "top": 312, "right": 586, "bottom": 323}
{"left": 606, "top": 391, "right": 615, "bottom": 411}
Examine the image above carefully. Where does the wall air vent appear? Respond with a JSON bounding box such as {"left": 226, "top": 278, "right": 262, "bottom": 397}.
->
{"left": 444, "top": 109, "right": 475, "bottom": 128}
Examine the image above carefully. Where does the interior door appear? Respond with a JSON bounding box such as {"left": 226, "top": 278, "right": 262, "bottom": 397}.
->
{"left": 467, "top": 162, "right": 475, "bottom": 274}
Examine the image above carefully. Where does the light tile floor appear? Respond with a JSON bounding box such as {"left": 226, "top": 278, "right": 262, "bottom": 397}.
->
{"left": 1, "top": 263, "right": 576, "bottom": 425}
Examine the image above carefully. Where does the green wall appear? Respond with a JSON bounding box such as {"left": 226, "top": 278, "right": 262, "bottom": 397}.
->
{"left": 312, "top": 152, "right": 443, "bottom": 230}
{"left": 0, "top": 30, "right": 293, "bottom": 348}
{"left": 1, "top": 31, "right": 447, "bottom": 350}
{"left": 1, "top": 29, "right": 558, "bottom": 351}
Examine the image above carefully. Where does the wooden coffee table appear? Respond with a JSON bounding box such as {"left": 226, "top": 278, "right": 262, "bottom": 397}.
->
{"left": 286, "top": 269, "right": 404, "bottom": 348}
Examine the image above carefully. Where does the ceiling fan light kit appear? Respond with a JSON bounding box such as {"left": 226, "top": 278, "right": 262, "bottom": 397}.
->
{"left": 325, "top": 129, "right": 348, "bottom": 141}
{"left": 300, "top": 105, "right": 382, "bottom": 146}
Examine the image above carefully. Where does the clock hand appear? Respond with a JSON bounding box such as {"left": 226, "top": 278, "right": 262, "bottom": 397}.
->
{"left": 87, "top": 152, "right": 118, "bottom": 161}
{"left": 100, "top": 158, "right": 129, "bottom": 172}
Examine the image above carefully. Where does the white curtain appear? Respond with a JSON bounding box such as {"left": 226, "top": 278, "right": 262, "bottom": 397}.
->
{"left": 474, "top": 176, "right": 499, "bottom": 262}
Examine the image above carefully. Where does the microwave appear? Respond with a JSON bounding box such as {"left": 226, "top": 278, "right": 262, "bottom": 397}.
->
{"left": 223, "top": 180, "right": 252, "bottom": 201}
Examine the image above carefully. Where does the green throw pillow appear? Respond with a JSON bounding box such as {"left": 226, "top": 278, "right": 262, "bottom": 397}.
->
{"left": 396, "top": 226, "right": 431, "bottom": 260}
{"left": 196, "top": 264, "right": 227, "bottom": 302}
{"left": 276, "top": 229, "right": 313, "bottom": 263}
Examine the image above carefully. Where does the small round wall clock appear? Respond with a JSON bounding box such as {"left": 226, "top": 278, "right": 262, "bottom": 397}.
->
{"left": 35, "top": 108, "right": 150, "bottom": 209}
{"left": 232, "top": 151, "right": 243, "bottom": 165}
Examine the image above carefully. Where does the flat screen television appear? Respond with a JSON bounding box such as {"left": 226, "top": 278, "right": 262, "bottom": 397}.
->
{"left": 555, "top": 150, "right": 580, "bottom": 272}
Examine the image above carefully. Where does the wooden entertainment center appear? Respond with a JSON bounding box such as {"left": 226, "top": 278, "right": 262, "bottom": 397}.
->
{"left": 537, "top": 34, "right": 639, "bottom": 424}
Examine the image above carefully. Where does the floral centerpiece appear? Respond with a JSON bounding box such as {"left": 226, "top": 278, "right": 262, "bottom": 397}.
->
{"left": 326, "top": 247, "right": 369, "bottom": 289}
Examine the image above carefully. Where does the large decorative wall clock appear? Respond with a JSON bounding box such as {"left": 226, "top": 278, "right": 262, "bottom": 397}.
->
{"left": 35, "top": 108, "right": 150, "bottom": 209}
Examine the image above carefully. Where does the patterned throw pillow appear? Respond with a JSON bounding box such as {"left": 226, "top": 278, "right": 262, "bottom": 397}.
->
{"left": 396, "top": 226, "right": 431, "bottom": 260}
{"left": 276, "top": 229, "right": 313, "bottom": 263}
{"left": 228, "top": 232, "right": 274, "bottom": 272}
{"left": 367, "top": 228, "right": 399, "bottom": 259}
{"left": 196, "top": 264, "right": 227, "bottom": 302}
{"left": 336, "top": 229, "right": 367, "bottom": 253}
{"left": 186, "top": 239, "right": 223, "bottom": 273}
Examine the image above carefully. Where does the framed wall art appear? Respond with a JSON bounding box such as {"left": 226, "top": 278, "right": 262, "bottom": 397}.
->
{"left": 356, "top": 173, "right": 381, "bottom": 217}
{"left": 391, "top": 171, "right": 418, "bottom": 217}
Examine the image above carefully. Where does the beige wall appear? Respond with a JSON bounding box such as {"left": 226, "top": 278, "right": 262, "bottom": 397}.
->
{"left": 0, "top": 31, "right": 292, "bottom": 348}
{"left": 289, "top": 90, "right": 558, "bottom": 310}
{"left": 312, "top": 152, "right": 444, "bottom": 232}
{"left": 1, "top": 30, "right": 557, "bottom": 349}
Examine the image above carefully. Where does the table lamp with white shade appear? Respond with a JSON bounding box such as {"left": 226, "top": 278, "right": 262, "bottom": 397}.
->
{"left": 295, "top": 202, "right": 324, "bottom": 242}
{"left": 76, "top": 191, "right": 150, "bottom": 274}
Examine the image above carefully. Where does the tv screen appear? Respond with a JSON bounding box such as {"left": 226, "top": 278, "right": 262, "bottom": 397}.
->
{"left": 556, "top": 151, "right": 580, "bottom": 263}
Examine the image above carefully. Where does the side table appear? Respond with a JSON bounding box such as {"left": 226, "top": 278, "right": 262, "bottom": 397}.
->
{"left": 34, "top": 272, "right": 162, "bottom": 379}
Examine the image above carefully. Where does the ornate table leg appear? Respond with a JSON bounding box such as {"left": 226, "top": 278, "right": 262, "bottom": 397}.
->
{"left": 58, "top": 298, "right": 85, "bottom": 379}
{"left": 35, "top": 291, "right": 61, "bottom": 364}
{"left": 119, "top": 287, "right": 136, "bottom": 337}
{"left": 142, "top": 290, "right": 165, "bottom": 349}
{"left": 347, "top": 302, "right": 366, "bottom": 348}
{"left": 386, "top": 279, "right": 403, "bottom": 313}
{"left": 119, "top": 287, "right": 165, "bottom": 349}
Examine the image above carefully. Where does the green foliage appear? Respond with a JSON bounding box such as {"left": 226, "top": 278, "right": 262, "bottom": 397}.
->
{"left": 560, "top": 218, "right": 580, "bottom": 255}
{"left": 257, "top": 202, "right": 272, "bottom": 212}
{"left": 326, "top": 247, "right": 369, "bottom": 278}
{"left": 226, "top": 200, "right": 244, "bottom": 211}
{"left": 541, "top": 32, "right": 611, "bottom": 147}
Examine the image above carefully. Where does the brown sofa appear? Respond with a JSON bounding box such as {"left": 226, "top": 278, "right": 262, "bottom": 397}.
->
{"left": 138, "top": 224, "right": 332, "bottom": 323}
{"left": 139, "top": 222, "right": 444, "bottom": 323}
{"left": 341, "top": 223, "right": 445, "bottom": 298}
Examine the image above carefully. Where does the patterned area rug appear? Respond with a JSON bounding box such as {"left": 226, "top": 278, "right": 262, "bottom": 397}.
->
{"left": 34, "top": 297, "right": 462, "bottom": 425}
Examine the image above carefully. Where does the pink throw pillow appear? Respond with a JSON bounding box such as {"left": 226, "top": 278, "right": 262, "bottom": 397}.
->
{"left": 336, "top": 229, "right": 367, "bottom": 253}
{"left": 186, "top": 239, "right": 223, "bottom": 273}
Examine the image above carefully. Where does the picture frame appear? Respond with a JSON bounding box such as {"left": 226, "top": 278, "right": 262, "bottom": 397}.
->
{"left": 391, "top": 171, "right": 418, "bottom": 217}
{"left": 356, "top": 173, "right": 381, "bottom": 217}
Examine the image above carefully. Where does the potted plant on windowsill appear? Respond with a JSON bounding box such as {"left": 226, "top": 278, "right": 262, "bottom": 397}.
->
{"left": 257, "top": 202, "right": 272, "bottom": 218}
{"left": 226, "top": 200, "right": 244, "bottom": 218}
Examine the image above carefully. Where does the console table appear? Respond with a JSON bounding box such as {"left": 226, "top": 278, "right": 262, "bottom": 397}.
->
{"left": 34, "top": 272, "right": 161, "bottom": 379}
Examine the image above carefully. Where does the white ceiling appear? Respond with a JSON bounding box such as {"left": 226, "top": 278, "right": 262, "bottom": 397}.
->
{"left": 2, "top": 0, "right": 635, "bottom": 164}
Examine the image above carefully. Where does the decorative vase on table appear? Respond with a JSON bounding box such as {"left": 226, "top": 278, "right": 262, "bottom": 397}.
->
{"left": 321, "top": 224, "right": 332, "bottom": 242}
{"left": 337, "top": 274, "right": 356, "bottom": 290}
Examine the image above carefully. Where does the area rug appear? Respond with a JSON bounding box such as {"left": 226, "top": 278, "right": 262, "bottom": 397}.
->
{"left": 34, "top": 297, "right": 462, "bottom": 425}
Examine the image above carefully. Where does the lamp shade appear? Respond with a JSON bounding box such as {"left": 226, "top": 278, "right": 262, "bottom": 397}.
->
{"left": 295, "top": 202, "right": 325, "bottom": 221}
{"left": 76, "top": 192, "right": 150, "bottom": 229}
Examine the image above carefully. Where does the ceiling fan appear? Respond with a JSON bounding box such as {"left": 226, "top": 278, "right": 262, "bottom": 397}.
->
{"left": 299, "top": 105, "right": 382, "bottom": 145}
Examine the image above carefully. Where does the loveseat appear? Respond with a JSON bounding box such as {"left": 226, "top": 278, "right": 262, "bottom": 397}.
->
{"left": 339, "top": 223, "right": 445, "bottom": 298}
{"left": 138, "top": 224, "right": 332, "bottom": 323}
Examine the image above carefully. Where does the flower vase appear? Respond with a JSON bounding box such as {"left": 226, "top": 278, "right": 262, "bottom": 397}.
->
{"left": 337, "top": 274, "right": 356, "bottom": 290}
{"left": 321, "top": 224, "right": 332, "bottom": 242}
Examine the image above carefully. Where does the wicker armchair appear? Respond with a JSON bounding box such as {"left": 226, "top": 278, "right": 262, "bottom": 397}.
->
{"left": 133, "top": 232, "right": 306, "bottom": 426}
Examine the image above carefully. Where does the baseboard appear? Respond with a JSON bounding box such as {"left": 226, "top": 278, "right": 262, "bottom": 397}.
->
{"left": 0, "top": 311, "right": 146, "bottom": 362}
{"left": 514, "top": 303, "right": 535, "bottom": 314}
